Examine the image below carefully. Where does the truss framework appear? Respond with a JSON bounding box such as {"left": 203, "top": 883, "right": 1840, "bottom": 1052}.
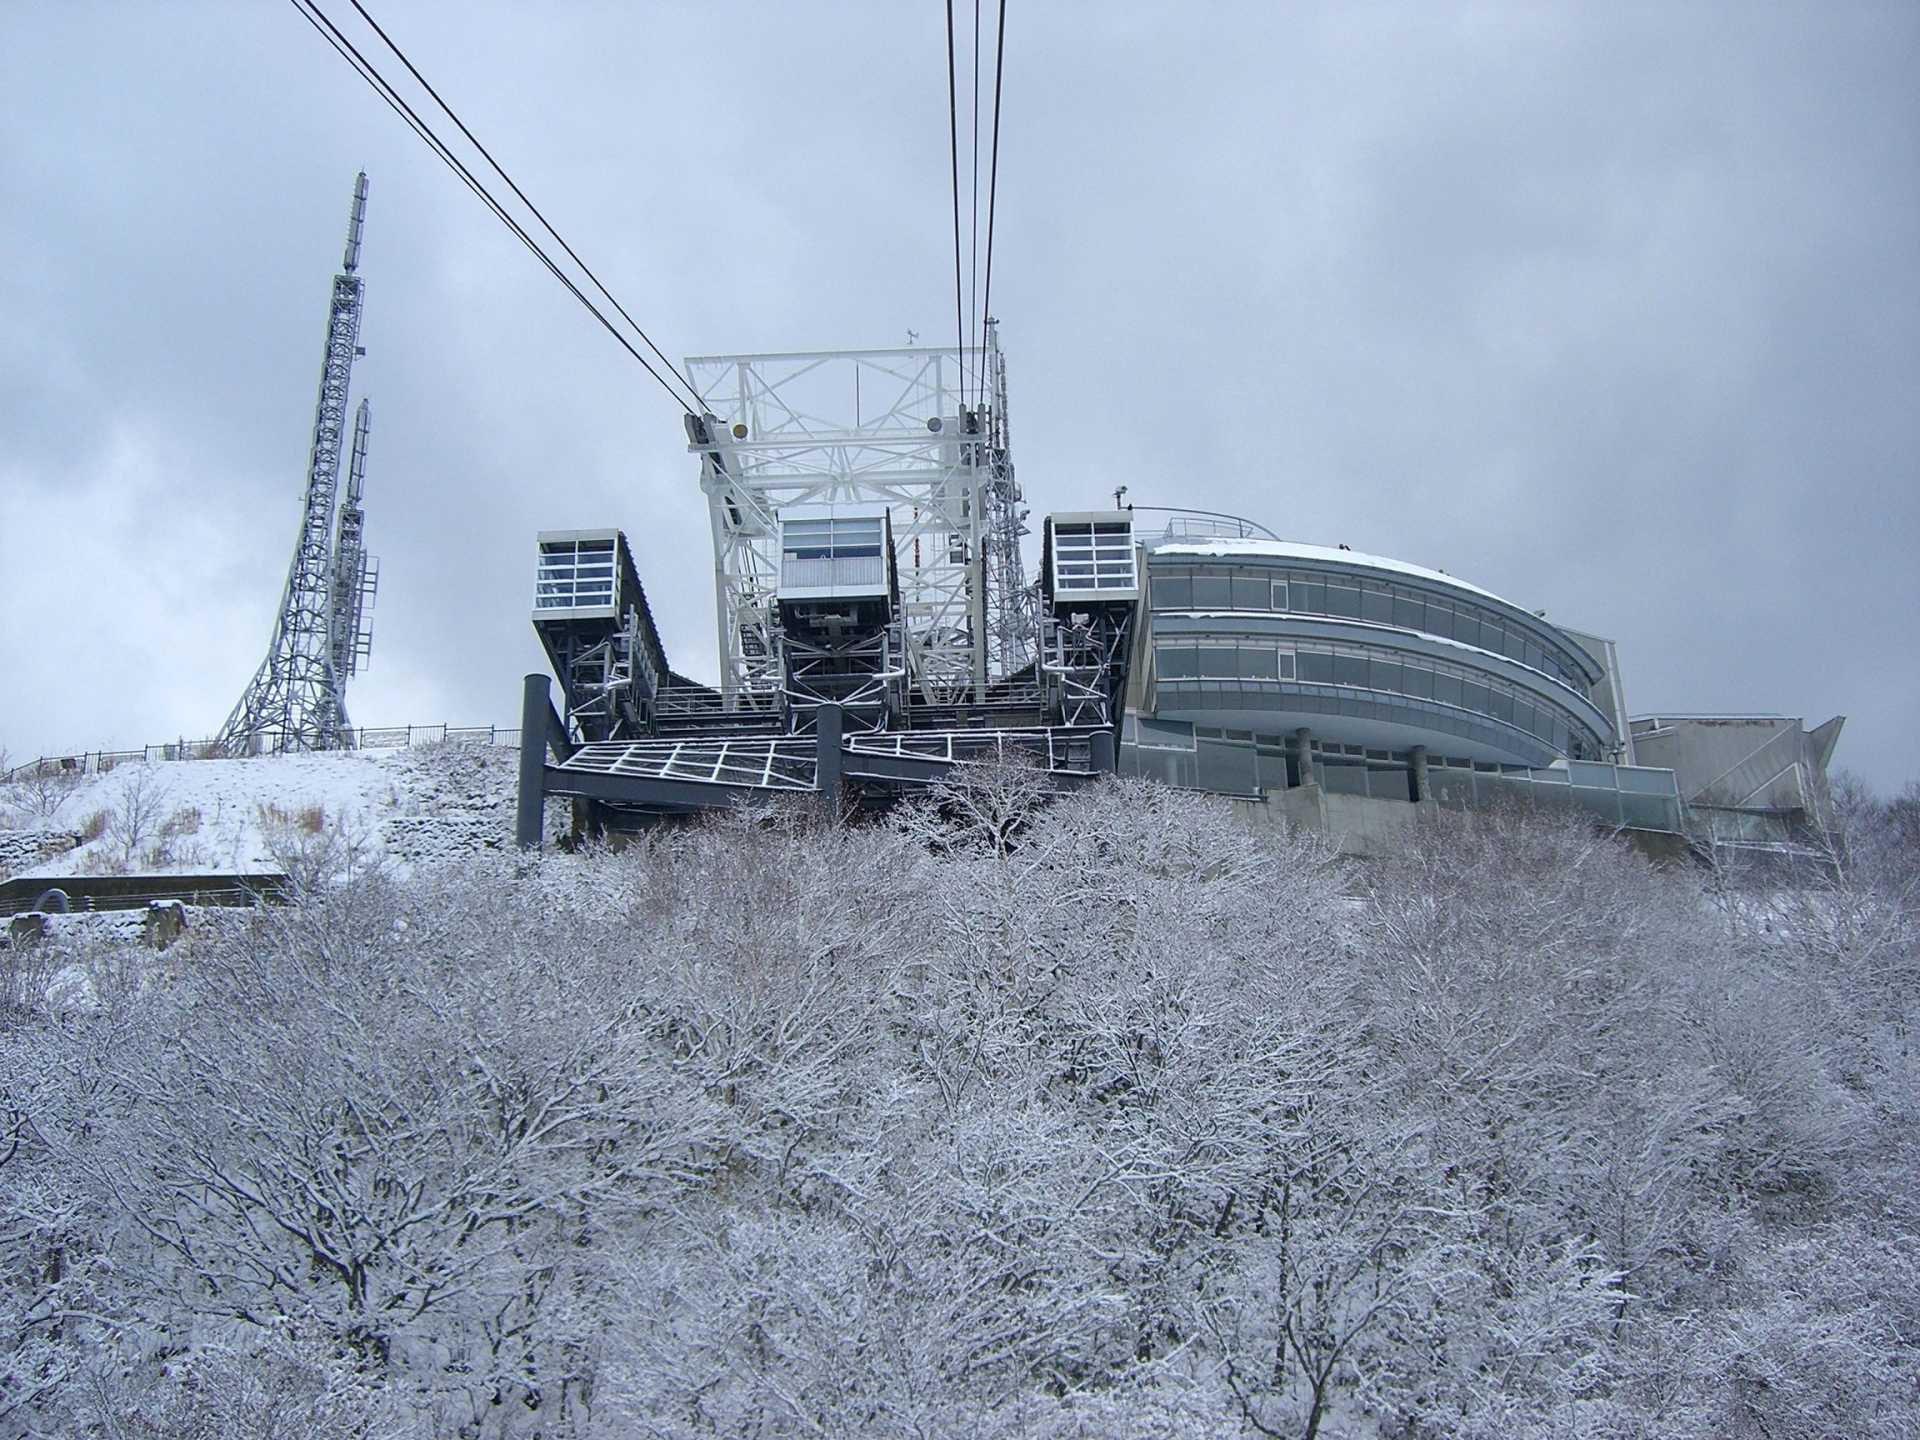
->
{"left": 328, "top": 398, "right": 378, "bottom": 684}
{"left": 780, "top": 624, "right": 906, "bottom": 734}
{"left": 1041, "top": 611, "right": 1135, "bottom": 728}
{"left": 218, "top": 172, "right": 374, "bottom": 754}
{"left": 687, "top": 342, "right": 1029, "bottom": 708}
{"left": 980, "top": 321, "right": 1034, "bottom": 678}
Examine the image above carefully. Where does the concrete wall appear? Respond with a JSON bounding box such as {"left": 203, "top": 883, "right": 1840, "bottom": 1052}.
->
{"left": 1231, "top": 784, "right": 1441, "bottom": 858}
{"left": 1231, "top": 783, "right": 1695, "bottom": 865}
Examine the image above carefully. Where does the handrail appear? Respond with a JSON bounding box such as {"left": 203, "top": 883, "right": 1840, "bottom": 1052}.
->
{"left": 2, "top": 723, "right": 521, "bottom": 783}
{"left": 1124, "top": 506, "right": 1280, "bottom": 544}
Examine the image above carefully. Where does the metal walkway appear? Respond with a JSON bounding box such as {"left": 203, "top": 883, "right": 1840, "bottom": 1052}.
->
{"left": 521, "top": 678, "right": 1116, "bottom": 838}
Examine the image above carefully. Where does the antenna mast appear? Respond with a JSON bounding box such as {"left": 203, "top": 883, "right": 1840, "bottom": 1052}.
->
{"left": 328, "top": 398, "right": 379, "bottom": 686}
{"left": 218, "top": 172, "right": 373, "bottom": 754}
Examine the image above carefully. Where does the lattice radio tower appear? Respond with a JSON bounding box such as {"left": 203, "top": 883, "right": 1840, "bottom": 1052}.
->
{"left": 218, "top": 172, "right": 378, "bottom": 755}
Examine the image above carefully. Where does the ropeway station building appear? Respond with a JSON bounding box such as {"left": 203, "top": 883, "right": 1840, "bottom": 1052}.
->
{"left": 514, "top": 338, "right": 1840, "bottom": 858}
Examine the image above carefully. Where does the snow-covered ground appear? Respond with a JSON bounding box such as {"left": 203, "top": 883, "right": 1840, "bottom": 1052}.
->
{"left": 0, "top": 742, "right": 529, "bottom": 881}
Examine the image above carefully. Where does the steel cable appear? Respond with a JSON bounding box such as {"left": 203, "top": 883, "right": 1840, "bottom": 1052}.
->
{"left": 292, "top": 0, "right": 701, "bottom": 416}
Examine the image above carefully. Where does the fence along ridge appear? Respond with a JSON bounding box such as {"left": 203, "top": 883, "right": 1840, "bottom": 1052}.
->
{"left": 2, "top": 723, "right": 520, "bottom": 784}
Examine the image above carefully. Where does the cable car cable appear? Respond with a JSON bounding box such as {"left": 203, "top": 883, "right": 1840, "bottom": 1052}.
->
{"left": 946, "top": 0, "right": 967, "bottom": 411}
{"left": 343, "top": 0, "right": 706, "bottom": 413}
{"left": 979, "top": 0, "right": 1008, "bottom": 402}
{"left": 292, "top": 0, "right": 702, "bottom": 416}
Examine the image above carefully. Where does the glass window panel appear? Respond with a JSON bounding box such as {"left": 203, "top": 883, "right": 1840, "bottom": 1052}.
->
{"left": 1392, "top": 595, "right": 1422, "bottom": 630}
{"left": 1460, "top": 680, "right": 1490, "bottom": 715}
{"left": 1433, "top": 672, "right": 1463, "bottom": 707}
{"left": 1151, "top": 576, "right": 1192, "bottom": 609}
{"left": 1370, "top": 658, "right": 1403, "bottom": 693}
{"left": 1197, "top": 647, "right": 1238, "bottom": 678}
{"left": 1361, "top": 588, "right": 1393, "bottom": 625}
{"left": 1277, "top": 651, "right": 1296, "bottom": 680}
{"left": 1403, "top": 664, "right": 1434, "bottom": 700}
{"left": 1155, "top": 645, "right": 1196, "bottom": 679}
{"left": 1452, "top": 612, "right": 1482, "bottom": 648}
{"left": 1299, "top": 651, "right": 1335, "bottom": 683}
{"left": 1271, "top": 580, "right": 1290, "bottom": 611}
{"left": 1191, "top": 576, "right": 1233, "bottom": 608}
{"left": 1294, "top": 581, "right": 1327, "bottom": 614}
{"left": 1325, "top": 584, "right": 1362, "bottom": 619}
{"left": 1232, "top": 575, "right": 1269, "bottom": 610}
{"left": 1335, "top": 654, "right": 1368, "bottom": 688}
{"left": 1618, "top": 767, "right": 1678, "bottom": 795}
{"left": 1239, "top": 646, "right": 1279, "bottom": 680}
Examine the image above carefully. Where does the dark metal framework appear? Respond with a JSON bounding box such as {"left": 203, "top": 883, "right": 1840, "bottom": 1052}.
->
{"left": 514, "top": 509, "right": 1140, "bottom": 838}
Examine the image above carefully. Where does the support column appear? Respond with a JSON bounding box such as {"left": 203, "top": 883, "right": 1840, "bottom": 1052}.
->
{"left": 1090, "top": 729, "right": 1116, "bottom": 775}
{"left": 815, "top": 702, "right": 844, "bottom": 822}
{"left": 1409, "top": 745, "right": 1430, "bottom": 803}
{"left": 517, "top": 674, "right": 551, "bottom": 850}
{"left": 1294, "top": 727, "right": 1316, "bottom": 788}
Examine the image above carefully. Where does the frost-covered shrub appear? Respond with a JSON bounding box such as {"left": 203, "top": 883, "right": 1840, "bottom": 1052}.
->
{"left": 0, "top": 783, "right": 1912, "bottom": 1437}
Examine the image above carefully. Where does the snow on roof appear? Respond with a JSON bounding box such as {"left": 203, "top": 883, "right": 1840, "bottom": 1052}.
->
{"left": 1148, "top": 538, "right": 1517, "bottom": 608}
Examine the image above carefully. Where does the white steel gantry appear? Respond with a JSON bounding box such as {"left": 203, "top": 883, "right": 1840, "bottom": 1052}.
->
{"left": 218, "top": 172, "right": 376, "bottom": 754}
{"left": 684, "top": 328, "right": 1030, "bottom": 708}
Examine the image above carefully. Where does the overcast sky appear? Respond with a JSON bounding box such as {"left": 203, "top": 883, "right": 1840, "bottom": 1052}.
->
{"left": 2, "top": 2, "right": 1915, "bottom": 792}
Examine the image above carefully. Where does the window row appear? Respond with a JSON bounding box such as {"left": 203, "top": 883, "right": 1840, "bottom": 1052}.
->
{"left": 1148, "top": 566, "right": 1585, "bottom": 688}
{"left": 1152, "top": 639, "right": 1592, "bottom": 756}
{"left": 535, "top": 580, "right": 615, "bottom": 607}
{"left": 780, "top": 516, "right": 885, "bottom": 561}
{"left": 1052, "top": 520, "right": 1139, "bottom": 592}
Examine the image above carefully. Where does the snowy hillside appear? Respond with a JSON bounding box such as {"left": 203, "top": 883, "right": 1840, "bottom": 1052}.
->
{"left": 0, "top": 742, "right": 531, "bottom": 881}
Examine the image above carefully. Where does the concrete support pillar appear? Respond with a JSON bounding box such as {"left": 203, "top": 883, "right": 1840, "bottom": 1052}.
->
{"left": 517, "top": 674, "right": 552, "bottom": 850}
{"left": 1294, "top": 727, "right": 1316, "bottom": 788}
{"left": 1409, "top": 745, "right": 1430, "bottom": 803}
{"left": 1090, "top": 729, "right": 1116, "bottom": 775}
{"left": 815, "top": 703, "right": 844, "bottom": 822}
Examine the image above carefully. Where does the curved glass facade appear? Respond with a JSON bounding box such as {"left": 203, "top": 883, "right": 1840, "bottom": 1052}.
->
{"left": 1143, "top": 545, "right": 1616, "bottom": 766}
{"left": 1147, "top": 563, "right": 1594, "bottom": 690}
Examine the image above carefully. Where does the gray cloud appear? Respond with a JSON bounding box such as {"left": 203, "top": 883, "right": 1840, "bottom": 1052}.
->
{"left": 2, "top": 2, "right": 1914, "bottom": 790}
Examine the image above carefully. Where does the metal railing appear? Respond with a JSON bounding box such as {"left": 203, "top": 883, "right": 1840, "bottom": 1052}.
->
{"left": 1126, "top": 506, "right": 1281, "bottom": 547}
{"left": 847, "top": 728, "right": 1096, "bottom": 773}
{"left": 560, "top": 737, "right": 818, "bottom": 791}
{"left": 652, "top": 685, "right": 777, "bottom": 718}
{"left": 2, "top": 724, "right": 521, "bottom": 783}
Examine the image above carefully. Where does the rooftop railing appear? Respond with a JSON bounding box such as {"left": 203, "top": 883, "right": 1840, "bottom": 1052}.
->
{"left": 1126, "top": 506, "right": 1280, "bottom": 547}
